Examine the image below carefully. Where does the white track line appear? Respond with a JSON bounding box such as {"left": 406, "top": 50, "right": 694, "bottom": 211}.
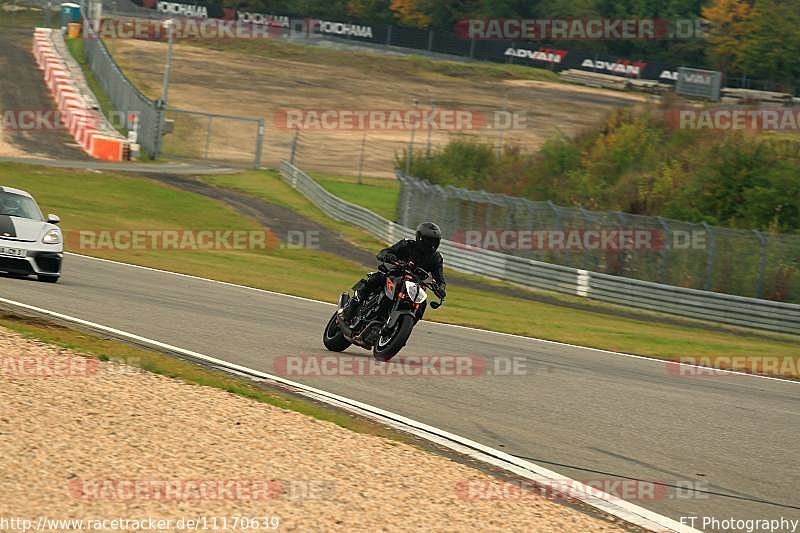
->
{"left": 65, "top": 252, "right": 800, "bottom": 384}
{"left": 0, "top": 293, "right": 698, "bottom": 533}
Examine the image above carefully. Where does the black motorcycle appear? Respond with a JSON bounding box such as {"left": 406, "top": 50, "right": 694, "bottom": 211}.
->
{"left": 322, "top": 261, "right": 445, "bottom": 361}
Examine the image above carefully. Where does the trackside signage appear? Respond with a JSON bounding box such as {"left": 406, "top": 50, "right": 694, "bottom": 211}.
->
{"left": 504, "top": 48, "right": 567, "bottom": 64}
{"left": 580, "top": 58, "right": 647, "bottom": 77}
{"left": 309, "top": 19, "right": 373, "bottom": 39}
{"left": 149, "top": 0, "right": 208, "bottom": 18}
{"left": 135, "top": 0, "right": 372, "bottom": 38}
{"left": 129, "top": 0, "right": 687, "bottom": 81}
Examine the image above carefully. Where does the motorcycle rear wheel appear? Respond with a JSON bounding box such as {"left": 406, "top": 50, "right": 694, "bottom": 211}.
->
{"left": 373, "top": 315, "right": 414, "bottom": 362}
{"left": 323, "top": 312, "right": 352, "bottom": 352}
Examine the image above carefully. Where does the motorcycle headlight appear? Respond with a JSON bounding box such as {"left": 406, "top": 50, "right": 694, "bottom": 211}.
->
{"left": 404, "top": 281, "right": 427, "bottom": 304}
{"left": 42, "top": 228, "right": 62, "bottom": 244}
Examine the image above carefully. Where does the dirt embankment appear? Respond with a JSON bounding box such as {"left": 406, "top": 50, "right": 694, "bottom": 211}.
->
{"left": 106, "top": 39, "right": 636, "bottom": 177}
{"left": 0, "top": 324, "right": 629, "bottom": 532}
{"left": 0, "top": 25, "right": 88, "bottom": 160}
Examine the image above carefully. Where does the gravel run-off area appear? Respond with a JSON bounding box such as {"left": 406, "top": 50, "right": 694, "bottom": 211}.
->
{"left": 0, "top": 325, "right": 630, "bottom": 532}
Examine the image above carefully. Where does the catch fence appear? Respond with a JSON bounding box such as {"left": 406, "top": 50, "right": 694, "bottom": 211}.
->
{"left": 397, "top": 174, "right": 800, "bottom": 303}
{"left": 281, "top": 161, "right": 800, "bottom": 334}
{"left": 162, "top": 108, "right": 264, "bottom": 167}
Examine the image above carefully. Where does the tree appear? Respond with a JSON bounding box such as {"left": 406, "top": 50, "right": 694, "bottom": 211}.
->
{"left": 702, "top": 0, "right": 752, "bottom": 73}
{"left": 736, "top": 0, "right": 800, "bottom": 90}
{"left": 347, "top": 0, "right": 394, "bottom": 23}
{"left": 390, "top": 0, "right": 433, "bottom": 27}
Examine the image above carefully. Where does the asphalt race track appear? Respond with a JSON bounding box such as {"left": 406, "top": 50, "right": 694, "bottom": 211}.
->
{"left": 1, "top": 254, "right": 798, "bottom": 530}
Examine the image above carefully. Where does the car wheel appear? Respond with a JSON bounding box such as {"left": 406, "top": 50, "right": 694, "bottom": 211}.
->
{"left": 37, "top": 275, "right": 59, "bottom": 283}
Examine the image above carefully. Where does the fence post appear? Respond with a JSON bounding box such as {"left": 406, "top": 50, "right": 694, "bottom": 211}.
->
{"left": 753, "top": 229, "right": 767, "bottom": 298}
{"left": 405, "top": 99, "right": 418, "bottom": 174}
{"left": 204, "top": 115, "right": 213, "bottom": 159}
{"left": 657, "top": 217, "right": 671, "bottom": 284}
{"left": 469, "top": 38, "right": 476, "bottom": 58}
{"left": 427, "top": 30, "right": 434, "bottom": 51}
{"left": 614, "top": 212, "right": 628, "bottom": 275}
{"left": 426, "top": 99, "right": 435, "bottom": 157}
{"left": 497, "top": 93, "right": 508, "bottom": 157}
{"left": 254, "top": 119, "right": 264, "bottom": 169}
{"left": 44, "top": 0, "right": 53, "bottom": 27}
{"left": 579, "top": 207, "right": 592, "bottom": 270}
{"left": 357, "top": 132, "right": 366, "bottom": 184}
{"left": 703, "top": 222, "right": 715, "bottom": 290}
{"left": 386, "top": 25, "right": 392, "bottom": 46}
{"left": 290, "top": 129, "right": 299, "bottom": 165}
{"left": 401, "top": 176, "right": 413, "bottom": 227}
{"left": 153, "top": 102, "right": 165, "bottom": 159}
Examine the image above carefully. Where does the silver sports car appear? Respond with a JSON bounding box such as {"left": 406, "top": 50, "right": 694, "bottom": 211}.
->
{"left": 0, "top": 186, "right": 63, "bottom": 283}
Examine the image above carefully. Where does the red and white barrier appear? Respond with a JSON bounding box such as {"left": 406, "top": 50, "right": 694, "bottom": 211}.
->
{"left": 33, "top": 28, "right": 130, "bottom": 162}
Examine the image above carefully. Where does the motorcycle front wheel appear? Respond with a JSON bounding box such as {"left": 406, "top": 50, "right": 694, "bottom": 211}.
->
{"left": 373, "top": 315, "right": 415, "bottom": 362}
{"left": 323, "top": 312, "right": 352, "bottom": 352}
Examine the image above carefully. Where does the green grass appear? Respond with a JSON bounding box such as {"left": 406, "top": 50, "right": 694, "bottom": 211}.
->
{"left": 0, "top": 313, "right": 414, "bottom": 440}
{"left": 312, "top": 172, "right": 400, "bottom": 221}
{"left": 2, "top": 161, "right": 797, "bottom": 362}
{"left": 0, "top": 4, "right": 48, "bottom": 29}
{"left": 2, "top": 162, "right": 368, "bottom": 295}
{"left": 64, "top": 36, "right": 127, "bottom": 137}
{"left": 202, "top": 169, "right": 389, "bottom": 252}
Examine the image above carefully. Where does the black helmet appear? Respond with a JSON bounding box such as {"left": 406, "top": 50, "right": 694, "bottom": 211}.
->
{"left": 416, "top": 222, "right": 442, "bottom": 253}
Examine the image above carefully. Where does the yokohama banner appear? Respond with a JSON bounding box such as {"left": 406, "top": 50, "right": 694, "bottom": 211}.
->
{"left": 129, "top": 0, "right": 682, "bottom": 81}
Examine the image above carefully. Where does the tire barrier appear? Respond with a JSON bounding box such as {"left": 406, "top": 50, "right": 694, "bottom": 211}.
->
{"left": 33, "top": 28, "right": 131, "bottom": 161}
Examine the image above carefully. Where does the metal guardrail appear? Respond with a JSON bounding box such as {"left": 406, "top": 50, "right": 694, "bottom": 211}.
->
{"left": 280, "top": 161, "right": 800, "bottom": 335}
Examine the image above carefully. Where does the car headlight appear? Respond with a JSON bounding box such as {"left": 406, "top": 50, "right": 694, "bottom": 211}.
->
{"left": 42, "top": 228, "right": 62, "bottom": 244}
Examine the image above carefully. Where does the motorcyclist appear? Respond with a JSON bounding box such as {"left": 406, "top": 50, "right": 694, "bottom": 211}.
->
{"left": 341, "top": 222, "right": 446, "bottom": 321}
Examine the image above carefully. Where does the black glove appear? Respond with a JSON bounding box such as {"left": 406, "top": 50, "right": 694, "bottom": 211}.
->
{"left": 437, "top": 284, "right": 446, "bottom": 299}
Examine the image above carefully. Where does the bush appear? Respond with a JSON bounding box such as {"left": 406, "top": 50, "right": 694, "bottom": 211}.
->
{"left": 404, "top": 103, "right": 800, "bottom": 232}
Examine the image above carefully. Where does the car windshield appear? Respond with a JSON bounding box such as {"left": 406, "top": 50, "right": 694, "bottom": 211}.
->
{"left": 0, "top": 191, "right": 43, "bottom": 220}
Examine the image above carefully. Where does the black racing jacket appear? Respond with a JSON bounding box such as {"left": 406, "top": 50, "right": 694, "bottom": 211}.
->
{"left": 376, "top": 239, "right": 446, "bottom": 287}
